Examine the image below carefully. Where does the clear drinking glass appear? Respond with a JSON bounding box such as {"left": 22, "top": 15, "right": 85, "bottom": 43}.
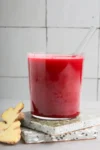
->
{"left": 28, "top": 53, "right": 84, "bottom": 120}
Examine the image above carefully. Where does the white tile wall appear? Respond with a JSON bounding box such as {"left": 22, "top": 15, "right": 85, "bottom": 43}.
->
{"left": 47, "top": 28, "right": 98, "bottom": 78}
{"left": 98, "top": 31, "right": 100, "bottom": 78}
{"left": 0, "top": 28, "right": 46, "bottom": 76}
{"left": 81, "top": 79, "right": 97, "bottom": 101}
{"left": 0, "top": 77, "right": 29, "bottom": 100}
{"left": 47, "top": 0, "right": 99, "bottom": 27}
{"left": 83, "top": 30, "right": 99, "bottom": 78}
{"left": 0, "top": 0, "right": 99, "bottom": 101}
{"left": 0, "top": 99, "right": 30, "bottom": 113}
{"left": 98, "top": 80, "right": 100, "bottom": 101}
{"left": 0, "top": 0, "right": 45, "bottom": 26}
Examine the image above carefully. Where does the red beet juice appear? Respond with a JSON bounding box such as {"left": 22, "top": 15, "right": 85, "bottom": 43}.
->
{"left": 28, "top": 54, "right": 84, "bottom": 119}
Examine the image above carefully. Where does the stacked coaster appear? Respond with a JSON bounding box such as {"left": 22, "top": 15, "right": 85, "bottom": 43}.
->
{"left": 21, "top": 112, "right": 100, "bottom": 144}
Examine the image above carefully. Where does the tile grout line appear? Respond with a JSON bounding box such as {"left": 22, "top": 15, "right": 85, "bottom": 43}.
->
{"left": 0, "top": 26, "right": 99, "bottom": 29}
{"left": 0, "top": 26, "right": 46, "bottom": 28}
{"left": 97, "top": 33, "right": 100, "bottom": 101}
{"left": 97, "top": 1, "right": 100, "bottom": 101}
{"left": 46, "top": 27, "right": 100, "bottom": 29}
{"left": 0, "top": 76, "right": 100, "bottom": 79}
{"left": 45, "top": 0, "right": 47, "bottom": 27}
{"left": 0, "top": 76, "right": 28, "bottom": 79}
{"left": 45, "top": 0, "right": 48, "bottom": 52}
{"left": 97, "top": 31, "right": 100, "bottom": 101}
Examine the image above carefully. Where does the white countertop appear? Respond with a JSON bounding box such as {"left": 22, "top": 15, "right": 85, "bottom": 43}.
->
{"left": 0, "top": 100, "right": 100, "bottom": 150}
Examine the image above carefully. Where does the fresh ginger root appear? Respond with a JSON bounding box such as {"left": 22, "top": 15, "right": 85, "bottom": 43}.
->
{"left": 0, "top": 102, "right": 24, "bottom": 144}
{"left": 0, "top": 102, "right": 24, "bottom": 131}
{"left": 0, "top": 121, "right": 21, "bottom": 144}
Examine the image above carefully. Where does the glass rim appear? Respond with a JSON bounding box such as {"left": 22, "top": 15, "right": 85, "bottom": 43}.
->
{"left": 27, "top": 53, "right": 84, "bottom": 59}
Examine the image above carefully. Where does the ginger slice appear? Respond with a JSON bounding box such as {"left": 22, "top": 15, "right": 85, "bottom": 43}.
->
{"left": 0, "top": 121, "right": 21, "bottom": 144}
{"left": 0, "top": 122, "right": 7, "bottom": 131}
{"left": 0, "top": 103, "right": 24, "bottom": 144}
{"left": 0, "top": 102, "right": 24, "bottom": 131}
{"left": 0, "top": 112, "right": 24, "bottom": 131}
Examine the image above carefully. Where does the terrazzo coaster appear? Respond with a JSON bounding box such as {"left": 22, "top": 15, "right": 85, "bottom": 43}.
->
{"left": 21, "top": 112, "right": 100, "bottom": 135}
{"left": 21, "top": 127, "right": 98, "bottom": 144}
